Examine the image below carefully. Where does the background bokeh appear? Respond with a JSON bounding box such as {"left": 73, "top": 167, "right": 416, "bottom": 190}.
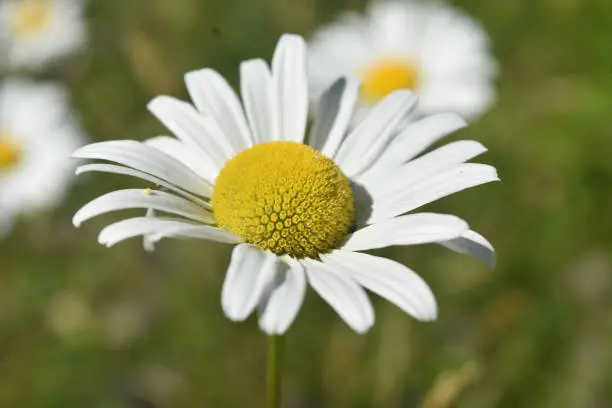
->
{"left": 2, "top": 0, "right": 612, "bottom": 407}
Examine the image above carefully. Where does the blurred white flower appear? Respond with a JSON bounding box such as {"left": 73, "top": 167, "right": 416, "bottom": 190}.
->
{"left": 308, "top": 0, "right": 497, "bottom": 120}
{"left": 0, "top": 0, "right": 86, "bottom": 69}
{"left": 0, "top": 79, "right": 84, "bottom": 236}
{"left": 74, "top": 34, "right": 497, "bottom": 335}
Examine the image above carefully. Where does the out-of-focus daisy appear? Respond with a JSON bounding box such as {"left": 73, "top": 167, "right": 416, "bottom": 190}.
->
{"left": 308, "top": 0, "right": 497, "bottom": 120}
{"left": 73, "top": 34, "right": 498, "bottom": 335}
{"left": 0, "top": 79, "right": 84, "bottom": 236}
{"left": 0, "top": 0, "right": 86, "bottom": 69}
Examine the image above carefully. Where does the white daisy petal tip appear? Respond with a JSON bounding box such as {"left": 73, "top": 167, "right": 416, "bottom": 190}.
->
{"left": 431, "top": 112, "right": 469, "bottom": 134}
{"left": 258, "top": 258, "right": 307, "bottom": 335}
{"left": 489, "top": 168, "right": 501, "bottom": 182}
{"left": 441, "top": 229, "right": 496, "bottom": 269}
{"left": 71, "top": 145, "right": 88, "bottom": 159}
{"left": 450, "top": 113, "right": 469, "bottom": 129}
{"left": 221, "top": 245, "right": 278, "bottom": 322}
{"left": 97, "top": 233, "right": 112, "bottom": 248}
{"left": 321, "top": 251, "right": 438, "bottom": 323}
{"left": 277, "top": 33, "right": 306, "bottom": 49}
{"left": 73, "top": 189, "right": 213, "bottom": 230}
{"left": 72, "top": 140, "right": 130, "bottom": 159}
{"left": 146, "top": 95, "right": 174, "bottom": 115}
{"left": 184, "top": 67, "right": 210, "bottom": 85}
{"left": 342, "top": 213, "right": 470, "bottom": 252}
{"left": 422, "top": 301, "right": 439, "bottom": 322}
{"left": 302, "top": 259, "right": 375, "bottom": 334}
{"left": 96, "top": 217, "right": 241, "bottom": 249}
{"left": 72, "top": 214, "right": 83, "bottom": 228}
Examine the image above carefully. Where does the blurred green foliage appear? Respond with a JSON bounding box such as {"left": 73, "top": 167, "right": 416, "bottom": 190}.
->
{"left": 2, "top": 0, "right": 612, "bottom": 407}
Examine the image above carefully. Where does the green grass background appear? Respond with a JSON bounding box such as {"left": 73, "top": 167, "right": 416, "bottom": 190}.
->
{"left": 2, "top": 0, "right": 612, "bottom": 406}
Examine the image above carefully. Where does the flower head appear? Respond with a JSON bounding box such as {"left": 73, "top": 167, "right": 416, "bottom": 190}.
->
{"left": 308, "top": 1, "right": 497, "bottom": 120}
{"left": 74, "top": 34, "right": 498, "bottom": 334}
{"left": 0, "top": 0, "right": 86, "bottom": 69}
{"left": 0, "top": 78, "right": 84, "bottom": 236}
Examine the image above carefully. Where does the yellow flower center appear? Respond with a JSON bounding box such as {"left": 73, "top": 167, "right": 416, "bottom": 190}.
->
{"left": 212, "top": 141, "right": 354, "bottom": 259}
{"left": 9, "top": 0, "right": 52, "bottom": 37}
{"left": 0, "top": 132, "right": 21, "bottom": 173}
{"left": 361, "top": 58, "right": 419, "bottom": 103}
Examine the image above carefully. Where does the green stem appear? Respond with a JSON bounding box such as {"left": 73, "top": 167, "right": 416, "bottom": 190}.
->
{"left": 266, "top": 335, "right": 283, "bottom": 408}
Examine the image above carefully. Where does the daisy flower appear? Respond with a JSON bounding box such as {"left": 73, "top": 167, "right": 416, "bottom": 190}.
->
{"left": 0, "top": 0, "right": 86, "bottom": 69}
{"left": 73, "top": 34, "right": 498, "bottom": 335}
{"left": 308, "top": 0, "right": 497, "bottom": 120}
{"left": 0, "top": 78, "right": 84, "bottom": 236}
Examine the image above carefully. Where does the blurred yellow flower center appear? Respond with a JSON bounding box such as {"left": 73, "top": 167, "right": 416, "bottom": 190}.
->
{"left": 212, "top": 141, "right": 354, "bottom": 259}
{"left": 0, "top": 132, "right": 21, "bottom": 173}
{"left": 9, "top": 0, "right": 52, "bottom": 37}
{"left": 361, "top": 58, "right": 419, "bottom": 102}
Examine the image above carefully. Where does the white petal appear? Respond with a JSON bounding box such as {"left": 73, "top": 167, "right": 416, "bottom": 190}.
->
{"left": 73, "top": 189, "right": 213, "bottom": 227}
{"left": 343, "top": 213, "right": 469, "bottom": 251}
{"left": 359, "top": 113, "right": 468, "bottom": 181}
{"left": 240, "top": 59, "right": 278, "bottom": 144}
{"left": 76, "top": 163, "right": 210, "bottom": 205}
{"left": 145, "top": 136, "right": 217, "bottom": 184}
{"left": 302, "top": 259, "right": 374, "bottom": 334}
{"left": 441, "top": 229, "right": 496, "bottom": 268}
{"left": 185, "top": 68, "right": 253, "bottom": 151}
{"left": 322, "top": 251, "right": 437, "bottom": 321}
{"left": 309, "top": 76, "right": 360, "bottom": 158}
{"left": 147, "top": 96, "right": 235, "bottom": 168}
{"left": 365, "top": 140, "right": 488, "bottom": 198}
{"left": 334, "top": 91, "right": 417, "bottom": 177}
{"left": 419, "top": 81, "right": 496, "bottom": 121}
{"left": 415, "top": 2, "right": 493, "bottom": 70}
{"left": 272, "top": 34, "right": 308, "bottom": 143}
{"left": 367, "top": 1, "right": 423, "bottom": 53}
{"left": 258, "top": 258, "right": 307, "bottom": 334}
{"left": 369, "top": 163, "right": 499, "bottom": 223}
{"left": 160, "top": 226, "right": 241, "bottom": 241}
{"left": 73, "top": 140, "right": 212, "bottom": 197}
{"left": 143, "top": 208, "right": 157, "bottom": 252}
{"left": 98, "top": 217, "right": 242, "bottom": 247}
{"left": 222, "top": 245, "right": 278, "bottom": 321}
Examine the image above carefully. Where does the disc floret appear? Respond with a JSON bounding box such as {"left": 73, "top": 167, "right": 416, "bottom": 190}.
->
{"left": 212, "top": 142, "right": 354, "bottom": 258}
